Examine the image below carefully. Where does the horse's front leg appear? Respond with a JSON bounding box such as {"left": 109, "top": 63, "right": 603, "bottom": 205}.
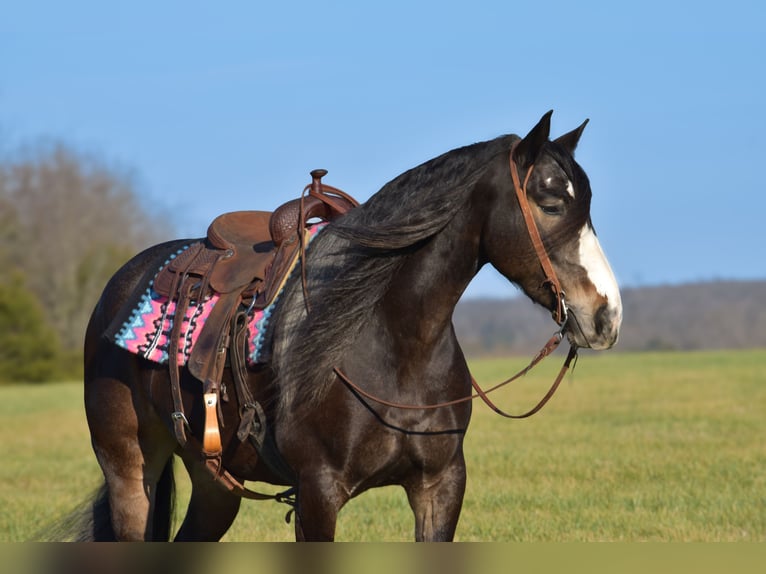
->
{"left": 173, "top": 457, "right": 242, "bottom": 541}
{"left": 404, "top": 454, "right": 467, "bottom": 542}
{"left": 293, "top": 468, "right": 350, "bottom": 541}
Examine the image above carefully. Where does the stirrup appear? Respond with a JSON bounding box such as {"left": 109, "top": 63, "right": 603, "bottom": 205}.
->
{"left": 202, "top": 392, "right": 223, "bottom": 455}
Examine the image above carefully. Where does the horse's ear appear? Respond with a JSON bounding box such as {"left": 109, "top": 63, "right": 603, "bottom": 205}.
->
{"left": 513, "top": 110, "right": 553, "bottom": 168}
{"left": 553, "top": 119, "right": 589, "bottom": 155}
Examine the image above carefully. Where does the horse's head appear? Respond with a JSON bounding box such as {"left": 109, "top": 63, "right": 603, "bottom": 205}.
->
{"left": 480, "top": 111, "right": 622, "bottom": 350}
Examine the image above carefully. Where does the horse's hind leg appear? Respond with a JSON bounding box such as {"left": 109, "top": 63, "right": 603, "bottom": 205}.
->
{"left": 85, "top": 356, "right": 177, "bottom": 540}
{"left": 173, "top": 458, "right": 242, "bottom": 541}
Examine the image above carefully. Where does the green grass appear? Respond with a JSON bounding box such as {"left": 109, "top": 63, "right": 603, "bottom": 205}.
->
{"left": 457, "top": 349, "right": 766, "bottom": 541}
{"left": 1, "top": 349, "right": 764, "bottom": 541}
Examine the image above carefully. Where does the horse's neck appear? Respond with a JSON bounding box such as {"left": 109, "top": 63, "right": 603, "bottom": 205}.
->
{"left": 380, "top": 204, "right": 481, "bottom": 348}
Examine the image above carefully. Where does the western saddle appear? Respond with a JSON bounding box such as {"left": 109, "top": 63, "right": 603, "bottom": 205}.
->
{"left": 152, "top": 169, "right": 357, "bottom": 496}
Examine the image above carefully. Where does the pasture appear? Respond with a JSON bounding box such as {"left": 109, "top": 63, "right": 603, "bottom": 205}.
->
{"left": 1, "top": 349, "right": 763, "bottom": 541}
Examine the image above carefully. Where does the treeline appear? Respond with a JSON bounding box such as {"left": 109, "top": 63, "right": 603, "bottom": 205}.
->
{"left": 453, "top": 280, "right": 766, "bottom": 356}
{"left": 0, "top": 143, "right": 171, "bottom": 383}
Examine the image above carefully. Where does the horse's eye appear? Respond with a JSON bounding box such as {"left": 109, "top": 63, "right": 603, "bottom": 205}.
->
{"left": 539, "top": 204, "right": 564, "bottom": 216}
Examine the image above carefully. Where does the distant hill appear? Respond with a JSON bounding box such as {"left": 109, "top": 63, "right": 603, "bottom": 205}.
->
{"left": 453, "top": 280, "right": 766, "bottom": 356}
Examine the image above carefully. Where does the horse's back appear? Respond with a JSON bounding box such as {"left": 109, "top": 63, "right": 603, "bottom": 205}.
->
{"left": 85, "top": 239, "right": 192, "bottom": 342}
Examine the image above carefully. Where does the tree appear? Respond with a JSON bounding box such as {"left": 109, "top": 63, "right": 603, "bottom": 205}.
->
{"left": 0, "top": 143, "right": 172, "bottom": 357}
{"left": 0, "top": 271, "right": 61, "bottom": 383}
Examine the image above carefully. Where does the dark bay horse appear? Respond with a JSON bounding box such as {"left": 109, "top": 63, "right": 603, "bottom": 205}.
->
{"left": 79, "top": 111, "right": 622, "bottom": 541}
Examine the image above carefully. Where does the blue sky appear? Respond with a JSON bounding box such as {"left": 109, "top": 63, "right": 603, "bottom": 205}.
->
{"left": 2, "top": 0, "right": 764, "bottom": 298}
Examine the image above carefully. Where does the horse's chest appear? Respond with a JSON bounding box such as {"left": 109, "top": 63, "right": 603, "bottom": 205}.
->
{"left": 341, "top": 417, "right": 465, "bottom": 489}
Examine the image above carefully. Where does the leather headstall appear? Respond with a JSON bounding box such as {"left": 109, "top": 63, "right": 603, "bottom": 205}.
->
{"left": 508, "top": 140, "right": 568, "bottom": 326}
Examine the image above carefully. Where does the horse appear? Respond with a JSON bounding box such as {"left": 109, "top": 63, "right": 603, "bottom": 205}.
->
{"left": 77, "top": 110, "right": 622, "bottom": 541}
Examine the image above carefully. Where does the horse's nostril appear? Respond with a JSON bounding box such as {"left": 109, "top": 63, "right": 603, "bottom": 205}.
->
{"left": 593, "top": 302, "right": 620, "bottom": 347}
{"left": 595, "top": 303, "right": 618, "bottom": 335}
{"left": 595, "top": 304, "right": 610, "bottom": 336}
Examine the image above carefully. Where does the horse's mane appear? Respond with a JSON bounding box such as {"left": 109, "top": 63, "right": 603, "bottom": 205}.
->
{"left": 269, "top": 134, "right": 518, "bottom": 420}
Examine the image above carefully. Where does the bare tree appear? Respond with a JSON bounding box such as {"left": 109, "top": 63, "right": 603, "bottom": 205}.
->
{"left": 0, "top": 143, "right": 173, "bottom": 351}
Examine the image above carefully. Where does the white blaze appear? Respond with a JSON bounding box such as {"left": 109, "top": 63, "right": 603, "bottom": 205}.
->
{"left": 578, "top": 225, "right": 622, "bottom": 312}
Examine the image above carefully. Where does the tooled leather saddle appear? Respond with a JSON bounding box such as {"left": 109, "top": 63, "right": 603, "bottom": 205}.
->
{"left": 154, "top": 169, "right": 358, "bottom": 473}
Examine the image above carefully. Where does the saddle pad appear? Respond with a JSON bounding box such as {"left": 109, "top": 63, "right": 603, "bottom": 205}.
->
{"left": 111, "top": 223, "right": 325, "bottom": 367}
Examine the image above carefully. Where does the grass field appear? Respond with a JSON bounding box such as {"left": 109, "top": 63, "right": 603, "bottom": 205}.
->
{"left": 1, "top": 349, "right": 764, "bottom": 542}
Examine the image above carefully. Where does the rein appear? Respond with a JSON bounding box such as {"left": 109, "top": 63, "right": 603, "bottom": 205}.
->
{"left": 334, "top": 142, "right": 578, "bottom": 419}
{"left": 334, "top": 335, "right": 576, "bottom": 419}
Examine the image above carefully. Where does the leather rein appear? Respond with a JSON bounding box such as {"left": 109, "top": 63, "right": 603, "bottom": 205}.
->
{"left": 334, "top": 141, "right": 578, "bottom": 419}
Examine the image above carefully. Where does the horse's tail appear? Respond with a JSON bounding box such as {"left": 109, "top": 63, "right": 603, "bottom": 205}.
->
{"left": 34, "top": 483, "right": 113, "bottom": 541}
{"left": 37, "top": 459, "right": 176, "bottom": 541}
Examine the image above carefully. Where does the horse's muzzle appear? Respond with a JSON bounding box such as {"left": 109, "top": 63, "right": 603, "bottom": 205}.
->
{"left": 565, "top": 302, "right": 621, "bottom": 350}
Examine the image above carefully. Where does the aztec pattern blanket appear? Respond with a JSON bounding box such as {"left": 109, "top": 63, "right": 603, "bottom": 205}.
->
{"left": 112, "top": 223, "right": 325, "bottom": 367}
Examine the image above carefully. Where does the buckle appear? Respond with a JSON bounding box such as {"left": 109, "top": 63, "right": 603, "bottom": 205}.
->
{"left": 555, "top": 291, "right": 569, "bottom": 330}
{"left": 171, "top": 411, "right": 190, "bottom": 428}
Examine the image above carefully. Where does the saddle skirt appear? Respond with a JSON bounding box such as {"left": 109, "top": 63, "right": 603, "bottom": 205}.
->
{"left": 111, "top": 222, "right": 326, "bottom": 367}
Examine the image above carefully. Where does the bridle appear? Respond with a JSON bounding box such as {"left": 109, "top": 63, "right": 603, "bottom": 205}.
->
{"left": 334, "top": 141, "right": 579, "bottom": 420}
{"left": 508, "top": 140, "right": 569, "bottom": 327}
